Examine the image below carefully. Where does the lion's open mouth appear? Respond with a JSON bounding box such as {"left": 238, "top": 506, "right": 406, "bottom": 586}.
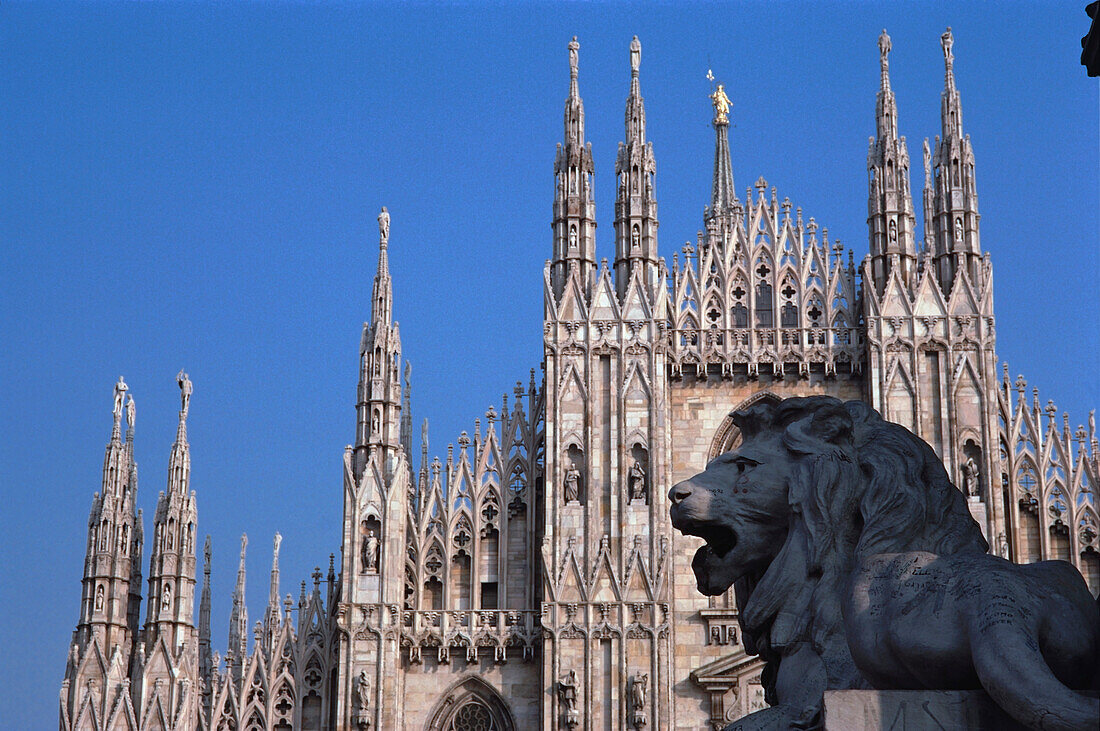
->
{"left": 679, "top": 520, "right": 737, "bottom": 557}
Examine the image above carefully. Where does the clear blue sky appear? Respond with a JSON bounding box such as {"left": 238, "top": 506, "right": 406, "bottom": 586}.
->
{"left": 1, "top": 2, "right": 1096, "bottom": 726}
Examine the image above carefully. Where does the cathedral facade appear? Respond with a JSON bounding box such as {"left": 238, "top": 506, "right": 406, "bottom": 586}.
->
{"left": 60, "top": 30, "right": 1098, "bottom": 731}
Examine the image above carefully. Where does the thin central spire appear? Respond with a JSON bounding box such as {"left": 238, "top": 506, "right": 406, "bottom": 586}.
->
{"left": 372, "top": 206, "right": 393, "bottom": 325}
{"left": 707, "top": 76, "right": 736, "bottom": 219}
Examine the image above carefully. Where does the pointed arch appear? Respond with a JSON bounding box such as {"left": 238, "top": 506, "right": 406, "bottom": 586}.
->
{"left": 425, "top": 675, "right": 516, "bottom": 731}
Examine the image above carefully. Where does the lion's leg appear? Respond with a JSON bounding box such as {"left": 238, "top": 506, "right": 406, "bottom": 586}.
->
{"left": 721, "top": 644, "right": 828, "bottom": 731}
{"left": 970, "top": 618, "right": 1100, "bottom": 731}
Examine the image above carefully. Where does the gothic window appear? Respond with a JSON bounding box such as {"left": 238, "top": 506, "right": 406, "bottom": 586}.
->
{"left": 731, "top": 304, "right": 748, "bottom": 328}
{"left": 780, "top": 303, "right": 798, "bottom": 328}
{"left": 755, "top": 283, "right": 773, "bottom": 327}
{"left": 509, "top": 466, "right": 524, "bottom": 497}
{"left": 448, "top": 702, "right": 496, "bottom": 731}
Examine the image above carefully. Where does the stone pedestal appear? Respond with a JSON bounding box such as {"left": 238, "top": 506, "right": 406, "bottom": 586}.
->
{"left": 822, "top": 690, "right": 1030, "bottom": 730}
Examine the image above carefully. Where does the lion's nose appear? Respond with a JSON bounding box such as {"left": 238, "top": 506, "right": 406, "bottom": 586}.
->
{"left": 668, "top": 481, "right": 693, "bottom": 505}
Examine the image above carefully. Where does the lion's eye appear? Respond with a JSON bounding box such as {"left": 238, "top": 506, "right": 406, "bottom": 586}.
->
{"left": 734, "top": 458, "right": 758, "bottom": 474}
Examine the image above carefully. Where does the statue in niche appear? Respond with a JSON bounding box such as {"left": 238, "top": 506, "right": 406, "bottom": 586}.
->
{"left": 377, "top": 206, "right": 389, "bottom": 244}
{"left": 112, "top": 376, "right": 128, "bottom": 422}
{"left": 557, "top": 670, "right": 578, "bottom": 727}
{"left": 629, "top": 459, "right": 647, "bottom": 503}
{"left": 94, "top": 585, "right": 104, "bottom": 612}
{"left": 629, "top": 672, "right": 648, "bottom": 725}
{"left": 563, "top": 463, "right": 581, "bottom": 504}
{"left": 354, "top": 670, "right": 371, "bottom": 729}
{"left": 888, "top": 219, "right": 897, "bottom": 244}
{"left": 568, "top": 225, "right": 578, "bottom": 250}
{"left": 963, "top": 456, "right": 980, "bottom": 497}
{"left": 371, "top": 411, "right": 380, "bottom": 437}
{"left": 954, "top": 216, "right": 964, "bottom": 246}
{"left": 362, "top": 529, "right": 379, "bottom": 572}
{"left": 161, "top": 583, "right": 172, "bottom": 611}
{"left": 631, "top": 225, "right": 641, "bottom": 251}
{"left": 669, "top": 395, "right": 1100, "bottom": 730}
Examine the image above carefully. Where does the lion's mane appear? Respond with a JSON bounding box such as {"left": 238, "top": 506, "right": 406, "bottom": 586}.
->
{"left": 730, "top": 396, "right": 988, "bottom": 704}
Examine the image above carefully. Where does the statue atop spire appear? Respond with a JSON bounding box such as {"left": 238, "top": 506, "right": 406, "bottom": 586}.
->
{"left": 710, "top": 83, "right": 731, "bottom": 125}
{"left": 568, "top": 36, "right": 579, "bottom": 85}
{"left": 377, "top": 206, "right": 390, "bottom": 247}
{"left": 941, "top": 26, "right": 955, "bottom": 82}
{"left": 630, "top": 35, "right": 640, "bottom": 77}
{"left": 125, "top": 395, "right": 136, "bottom": 432}
{"left": 113, "top": 376, "right": 128, "bottom": 430}
{"left": 878, "top": 29, "right": 892, "bottom": 89}
{"left": 177, "top": 370, "right": 192, "bottom": 419}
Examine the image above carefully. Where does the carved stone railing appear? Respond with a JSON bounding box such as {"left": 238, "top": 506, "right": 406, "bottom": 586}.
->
{"left": 399, "top": 609, "right": 539, "bottom": 665}
{"left": 667, "top": 326, "right": 863, "bottom": 377}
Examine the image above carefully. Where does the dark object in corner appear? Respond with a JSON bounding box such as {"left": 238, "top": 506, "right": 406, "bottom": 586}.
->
{"left": 1084, "top": 2, "right": 1100, "bottom": 75}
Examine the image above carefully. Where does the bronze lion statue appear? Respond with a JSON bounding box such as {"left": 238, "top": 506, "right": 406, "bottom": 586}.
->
{"left": 669, "top": 396, "right": 1099, "bottom": 730}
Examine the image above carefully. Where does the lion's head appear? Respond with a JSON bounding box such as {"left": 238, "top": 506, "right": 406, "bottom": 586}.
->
{"left": 669, "top": 396, "right": 987, "bottom": 652}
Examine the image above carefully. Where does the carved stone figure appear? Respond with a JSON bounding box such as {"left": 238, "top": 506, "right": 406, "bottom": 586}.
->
{"left": 630, "top": 671, "right": 647, "bottom": 714}
{"left": 125, "top": 395, "right": 135, "bottom": 431}
{"left": 177, "top": 370, "right": 192, "bottom": 418}
{"left": 94, "top": 585, "right": 104, "bottom": 612}
{"left": 362, "top": 529, "right": 379, "bottom": 572}
{"left": 669, "top": 396, "right": 1100, "bottom": 731}
{"left": 963, "top": 456, "right": 980, "bottom": 497}
{"left": 161, "top": 583, "right": 172, "bottom": 611}
{"left": 377, "top": 206, "right": 390, "bottom": 244}
{"left": 355, "top": 670, "right": 371, "bottom": 729}
{"left": 113, "top": 376, "right": 128, "bottom": 421}
{"left": 629, "top": 459, "right": 646, "bottom": 503}
{"left": 557, "top": 669, "right": 578, "bottom": 727}
{"left": 563, "top": 463, "right": 581, "bottom": 503}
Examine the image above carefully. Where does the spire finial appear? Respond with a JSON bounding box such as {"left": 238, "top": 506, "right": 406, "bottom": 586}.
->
{"left": 377, "top": 206, "right": 390, "bottom": 249}
{"left": 921, "top": 139, "right": 933, "bottom": 191}
{"left": 239, "top": 533, "right": 248, "bottom": 563}
{"left": 569, "top": 36, "right": 579, "bottom": 82}
{"left": 176, "top": 370, "right": 192, "bottom": 420}
{"left": 630, "top": 35, "right": 640, "bottom": 77}
{"left": 941, "top": 27, "right": 955, "bottom": 86}
{"left": 878, "top": 29, "right": 892, "bottom": 90}
{"left": 204, "top": 535, "right": 212, "bottom": 569}
{"left": 710, "top": 82, "right": 731, "bottom": 126}
{"left": 125, "top": 394, "right": 136, "bottom": 434}
{"left": 112, "top": 376, "right": 128, "bottom": 438}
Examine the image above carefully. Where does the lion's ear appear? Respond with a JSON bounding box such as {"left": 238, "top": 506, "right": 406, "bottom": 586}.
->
{"left": 786, "top": 402, "right": 853, "bottom": 452}
{"left": 731, "top": 400, "right": 778, "bottom": 440}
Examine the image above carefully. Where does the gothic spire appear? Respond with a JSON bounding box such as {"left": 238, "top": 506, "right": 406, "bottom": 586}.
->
{"left": 227, "top": 533, "right": 248, "bottom": 674}
{"left": 941, "top": 27, "right": 962, "bottom": 139}
{"left": 866, "top": 29, "right": 917, "bottom": 293}
{"left": 355, "top": 206, "right": 404, "bottom": 473}
{"left": 614, "top": 36, "right": 659, "bottom": 297}
{"left": 929, "top": 27, "right": 981, "bottom": 292}
{"left": 401, "top": 361, "right": 413, "bottom": 467}
{"left": 708, "top": 76, "right": 734, "bottom": 220}
{"left": 198, "top": 535, "right": 213, "bottom": 700}
{"left": 551, "top": 36, "right": 597, "bottom": 298}
{"left": 167, "top": 370, "right": 192, "bottom": 496}
{"left": 62, "top": 381, "right": 143, "bottom": 731}
{"left": 143, "top": 371, "right": 199, "bottom": 656}
{"left": 267, "top": 532, "right": 281, "bottom": 615}
{"left": 372, "top": 206, "right": 393, "bottom": 326}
